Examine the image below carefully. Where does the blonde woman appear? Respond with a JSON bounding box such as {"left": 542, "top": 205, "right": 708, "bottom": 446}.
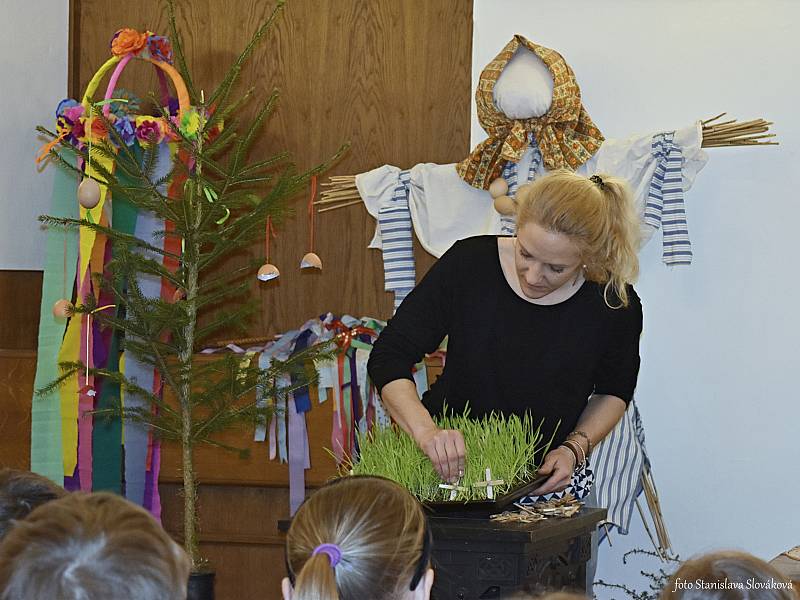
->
{"left": 368, "top": 169, "right": 642, "bottom": 497}
{"left": 283, "top": 476, "right": 434, "bottom": 600}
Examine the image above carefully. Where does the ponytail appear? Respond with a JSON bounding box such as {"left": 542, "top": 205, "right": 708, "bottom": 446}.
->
{"left": 292, "top": 553, "right": 340, "bottom": 600}
{"left": 516, "top": 169, "right": 640, "bottom": 308}
{"left": 285, "top": 476, "right": 430, "bottom": 600}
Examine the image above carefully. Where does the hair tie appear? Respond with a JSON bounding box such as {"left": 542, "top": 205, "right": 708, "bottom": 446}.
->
{"left": 590, "top": 174, "right": 605, "bottom": 189}
{"left": 312, "top": 543, "right": 342, "bottom": 568}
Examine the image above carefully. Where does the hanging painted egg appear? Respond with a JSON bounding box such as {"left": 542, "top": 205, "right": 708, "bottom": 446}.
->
{"left": 299, "top": 252, "right": 322, "bottom": 270}
{"left": 257, "top": 263, "right": 280, "bottom": 282}
{"left": 52, "top": 299, "right": 74, "bottom": 318}
{"left": 77, "top": 178, "right": 101, "bottom": 209}
{"left": 493, "top": 195, "right": 516, "bottom": 216}
{"left": 488, "top": 177, "right": 509, "bottom": 199}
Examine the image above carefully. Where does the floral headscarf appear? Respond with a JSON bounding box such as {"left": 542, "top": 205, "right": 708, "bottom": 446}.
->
{"left": 456, "top": 35, "right": 604, "bottom": 190}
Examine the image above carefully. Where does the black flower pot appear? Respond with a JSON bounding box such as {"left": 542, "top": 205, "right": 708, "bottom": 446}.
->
{"left": 187, "top": 571, "right": 215, "bottom": 600}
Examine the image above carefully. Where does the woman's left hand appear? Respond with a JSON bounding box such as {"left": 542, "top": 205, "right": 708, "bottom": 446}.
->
{"left": 530, "top": 446, "right": 575, "bottom": 495}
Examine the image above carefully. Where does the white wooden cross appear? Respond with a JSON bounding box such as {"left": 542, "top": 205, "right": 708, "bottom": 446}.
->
{"left": 472, "top": 467, "right": 505, "bottom": 500}
{"left": 438, "top": 478, "right": 468, "bottom": 501}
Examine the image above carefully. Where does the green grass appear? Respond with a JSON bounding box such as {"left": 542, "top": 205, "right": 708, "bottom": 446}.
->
{"left": 343, "top": 409, "right": 555, "bottom": 502}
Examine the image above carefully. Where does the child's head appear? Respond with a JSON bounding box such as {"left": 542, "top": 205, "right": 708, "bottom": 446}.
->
{"left": 0, "top": 491, "right": 190, "bottom": 600}
{"left": 283, "top": 475, "right": 434, "bottom": 600}
{"left": 661, "top": 550, "right": 797, "bottom": 600}
{"left": 0, "top": 468, "right": 65, "bottom": 540}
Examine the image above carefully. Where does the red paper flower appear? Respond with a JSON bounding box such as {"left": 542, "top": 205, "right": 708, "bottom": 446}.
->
{"left": 89, "top": 118, "right": 108, "bottom": 139}
{"left": 71, "top": 119, "right": 86, "bottom": 140}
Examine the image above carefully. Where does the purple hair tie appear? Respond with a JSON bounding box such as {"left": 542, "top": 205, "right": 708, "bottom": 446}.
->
{"left": 312, "top": 543, "right": 343, "bottom": 568}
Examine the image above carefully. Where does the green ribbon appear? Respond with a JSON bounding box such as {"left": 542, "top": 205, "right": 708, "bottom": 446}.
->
{"left": 30, "top": 159, "right": 80, "bottom": 482}
{"left": 91, "top": 146, "right": 139, "bottom": 491}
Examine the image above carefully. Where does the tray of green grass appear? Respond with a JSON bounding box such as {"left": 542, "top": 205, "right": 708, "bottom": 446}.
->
{"left": 342, "top": 409, "right": 555, "bottom": 517}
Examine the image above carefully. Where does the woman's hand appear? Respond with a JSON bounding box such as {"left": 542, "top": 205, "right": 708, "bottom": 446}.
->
{"left": 530, "top": 446, "right": 576, "bottom": 495}
{"left": 414, "top": 426, "right": 466, "bottom": 484}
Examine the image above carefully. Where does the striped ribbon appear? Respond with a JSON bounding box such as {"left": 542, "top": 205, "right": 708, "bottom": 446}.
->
{"left": 500, "top": 133, "right": 542, "bottom": 235}
{"left": 590, "top": 398, "right": 646, "bottom": 535}
{"left": 378, "top": 170, "right": 415, "bottom": 311}
{"left": 644, "top": 132, "right": 693, "bottom": 265}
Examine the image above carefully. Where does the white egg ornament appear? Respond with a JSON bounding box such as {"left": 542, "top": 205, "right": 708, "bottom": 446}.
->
{"left": 299, "top": 252, "right": 322, "bottom": 270}
{"left": 52, "top": 299, "right": 74, "bottom": 319}
{"left": 257, "top": 263, "right": 280, "bottom": 282}
{"left": 493, "top": 195, "right": 516, "bottom": 216}
{"left": 488, "top": 177, "right": 516, "bottom": 216}
{"left": 77, "top": 178, "right": 101, "bottom": 209}
{"left": 488, "top": 177, "right": 508, "bottom": 198}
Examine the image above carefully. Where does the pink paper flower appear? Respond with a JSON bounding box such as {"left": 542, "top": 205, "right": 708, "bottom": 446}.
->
{"left": 63, "top": 105, "right": 85, "bottom": 123}
{"left": 135, "top": 118, "right": 164, "bottom": 144}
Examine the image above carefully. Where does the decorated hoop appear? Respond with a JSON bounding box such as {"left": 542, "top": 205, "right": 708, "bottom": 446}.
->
{"left": 81, "top": 53, "right": 191, "bottom": 120}
{"left": 47, "top": 29, "right": 204, "bottom": 153}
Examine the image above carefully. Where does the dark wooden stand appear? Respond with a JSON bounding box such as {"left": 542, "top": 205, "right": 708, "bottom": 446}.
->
{"left": 429, "top": 507, "right": 606, "bottom": 599}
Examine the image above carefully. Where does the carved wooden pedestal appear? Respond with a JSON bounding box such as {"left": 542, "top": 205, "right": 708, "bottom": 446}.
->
{"left": 429, "top": 507, "right": 606, "bottom": 599}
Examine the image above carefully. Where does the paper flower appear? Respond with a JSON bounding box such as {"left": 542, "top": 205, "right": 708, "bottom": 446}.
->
{"left": 71, "top": 118, "right": 86, "bottom": 141}
{"left": 167, "top": 97, "right": 180, "bottom": 117}
{"left": 80, "top": 117, "right": 109, "bottom": 142}
{"left": 56, "top": 98, "right": 79, "bottom": 118}
{"left": 56, "top": 115, "right": 73, "bottom": 138}
{"left": 114, "top": 116, "right": 136, "bottom": 146}
{"left": 164, "top": 116, "right": 182, "bottom": 142}
{"left": 63, "top": 104, "right": 85, "bottom": 124}
{"left": 135, "top": 117, "right": 164, "bottom": 144}
{"left": 147, "top": 35, "right": 173, "bottom": 64}
{"left": 108, "top": 89, "right": 141, "bottom": 119}
{"left": 110, "top": 28, "right": 147, "bottom": 56}
{"left": 179, "top": 109, "right": 202, "bottom": 140}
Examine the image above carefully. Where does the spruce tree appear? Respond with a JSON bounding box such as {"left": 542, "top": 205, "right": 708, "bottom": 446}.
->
{"left": 36, "top": 0, "right": 342, "bottom": 568}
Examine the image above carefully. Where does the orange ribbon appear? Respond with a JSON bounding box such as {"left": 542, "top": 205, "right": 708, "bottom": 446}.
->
{"left": 36, "top": 131, "right": 68, "bottom": 164}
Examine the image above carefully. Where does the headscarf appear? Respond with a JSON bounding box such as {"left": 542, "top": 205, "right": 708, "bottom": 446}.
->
{"left": 457, "top": 35, "right": 604, "bottom": 190}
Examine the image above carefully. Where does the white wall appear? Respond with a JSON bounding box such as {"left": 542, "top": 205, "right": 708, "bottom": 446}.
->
{"left": 473, "top": 0, "right": 800, "bottom": 594}
{"left": 1, "top": 1, "right": 69, "bottom": 270}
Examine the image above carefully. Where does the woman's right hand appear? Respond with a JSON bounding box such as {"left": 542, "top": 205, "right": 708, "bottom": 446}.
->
{"left": 414, "top": 426, "right": 467, "bottom": 484}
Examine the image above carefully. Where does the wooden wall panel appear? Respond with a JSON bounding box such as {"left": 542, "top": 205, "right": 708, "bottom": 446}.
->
{"left": 0, "top": 353, "right": 35, "bottom": 470}
{"left": 72, "top": 0, "right": 471, "bottom": 337}
{"left": 160, "top": 484, "right": 292, "bottom": 597}
{"left": 0, "top": 271, "right": 41, "bottom": 470}
{"left": 0, "top": 271, "right": 43, "bottom": 351}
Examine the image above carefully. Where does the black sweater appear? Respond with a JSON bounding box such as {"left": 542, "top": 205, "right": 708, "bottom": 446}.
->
{"left": 367, "top": 235, "right": 643, "bottom": 449}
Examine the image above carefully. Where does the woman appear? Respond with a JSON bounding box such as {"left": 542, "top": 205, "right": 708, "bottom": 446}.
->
{"left": 283, "top": 475, "right": 434, "bottom": 600}
{"left": 367, "top": 169, "right": 643, "bottom": 496}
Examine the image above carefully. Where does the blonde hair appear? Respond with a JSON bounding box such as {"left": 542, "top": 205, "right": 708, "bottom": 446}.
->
{"left": 660, "top": 550, "right": 797, "bottom": 600}
{"left": 0, "top": 492, "right": 190, "bottom": 600}
{"left": 285, "top": 476, "right": 430, "bottom": 600}
{"left": 516, "top": 169, "right": 640, "bottom": 307}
